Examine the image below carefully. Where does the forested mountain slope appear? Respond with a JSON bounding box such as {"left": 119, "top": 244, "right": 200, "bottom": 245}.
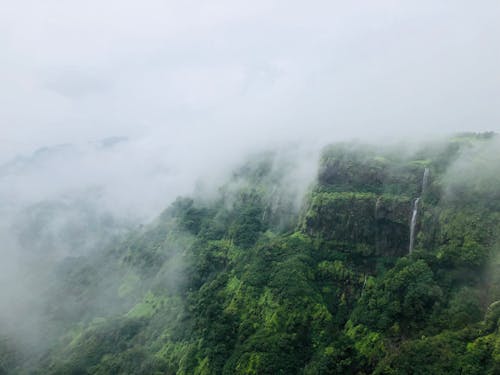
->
{"left": 2, "top": 133, "right": 500, "bottom": 374}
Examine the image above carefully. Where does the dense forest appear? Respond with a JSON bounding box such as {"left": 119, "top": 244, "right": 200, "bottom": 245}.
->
{"left": 1, "top": 133, "right": 500, "bottom": 374}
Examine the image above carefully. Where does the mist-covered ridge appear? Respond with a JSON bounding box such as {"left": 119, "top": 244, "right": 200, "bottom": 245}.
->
{"left": 1, "top": 133, "right": 500, "bottom": 374}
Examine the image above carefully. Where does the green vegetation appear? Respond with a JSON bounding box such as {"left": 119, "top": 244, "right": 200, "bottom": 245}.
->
{"left": 2, "top": 133, "right": 500, "bottom": 374}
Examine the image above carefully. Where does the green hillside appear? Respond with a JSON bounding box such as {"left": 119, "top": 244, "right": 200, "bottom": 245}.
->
{"left": 2, "top": 133, "right": 500, "bottom": 374}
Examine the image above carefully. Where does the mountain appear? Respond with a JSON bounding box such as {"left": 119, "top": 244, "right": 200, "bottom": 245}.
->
{"left": 1, "top": 133, "right": 500, "bottom": 374}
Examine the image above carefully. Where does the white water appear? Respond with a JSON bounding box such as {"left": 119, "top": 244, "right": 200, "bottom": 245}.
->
{"left": 408, "top": 168, "right": 430, "bottom": 254}
{"left": 408, "top": 197, "right": 420, "bottom": 254}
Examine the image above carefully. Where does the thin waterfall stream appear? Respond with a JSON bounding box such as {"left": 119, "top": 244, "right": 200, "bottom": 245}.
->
{"left": 408, "top": 197, "right": 420, "bottom": 254}
{"left": 409, "top": 168, "right": 429, "bottom": 254}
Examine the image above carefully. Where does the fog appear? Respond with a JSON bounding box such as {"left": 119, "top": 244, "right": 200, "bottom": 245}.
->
{"left": 2, "top": 1, "right": 500, "bottom": 159}
{"left": 1, "top": 0, "right": 500, "bottom": 364}
{"left": 1, "top": 0, "right": 499, "bottom": 220}
{"left": 444, "top": 136, "right": 500, "bottom": 202}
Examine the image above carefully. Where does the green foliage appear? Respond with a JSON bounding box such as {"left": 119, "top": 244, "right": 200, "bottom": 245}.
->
{"left": 303, "top": 192, "right": 411, "bottom": 256}
{"left": 4, "top": 136, "right": 500, "bottom": 375}
{"left": 374, "top": 333, "right": 465, "bottom": 374}
{"left": 351, "top": 259, "right": 443, "bottom": 334}
{"left": 227, "top": 190, "right": 264, "bottom": 248}
{"left": 434, "top": 208, "right": 497, "bottom": 267}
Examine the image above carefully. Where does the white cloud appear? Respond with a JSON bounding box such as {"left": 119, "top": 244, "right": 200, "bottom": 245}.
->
{"left": 0, "top": 0, "right": 499, "bottom": 199}
{"left": 1, "top": 1, "right": 499, "bottom": 157}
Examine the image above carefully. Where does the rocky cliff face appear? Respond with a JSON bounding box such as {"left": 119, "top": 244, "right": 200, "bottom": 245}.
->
{"left": 303, "top": 192, "right": 411, "bottom": 256}
{"left": 304, "top": 135, "right": 500, "bottom": 270}
{"left": 303, "top": 144, "right": 427, "bottom": 257}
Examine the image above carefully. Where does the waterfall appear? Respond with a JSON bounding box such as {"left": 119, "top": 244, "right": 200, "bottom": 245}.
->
{"left": 409, "top": 197, "right": 420, "bottom": 254}
{"left": 408, "top": 168, "right": 429, "bottom": 254}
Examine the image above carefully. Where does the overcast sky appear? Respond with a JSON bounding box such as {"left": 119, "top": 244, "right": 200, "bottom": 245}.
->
{"left": 1, "top": 0, "right": 499, "bottom": 162}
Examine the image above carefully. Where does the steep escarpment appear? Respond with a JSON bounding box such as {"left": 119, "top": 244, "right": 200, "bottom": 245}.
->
{"left": 303, "top": 191, "right": 411, "bottom": 256}
{"left": 303, "top": 143, "right": 423, "bottom": 257}
{"left": 2, "top": 134, "right": 500, "bottom": 375}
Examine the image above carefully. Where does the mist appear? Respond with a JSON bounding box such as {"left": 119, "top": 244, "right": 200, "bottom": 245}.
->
{"left": 2, "top": 1, "right": 500, "bottom": 159}
{"left": 2, "top": 0, "right": 499, "bottom": 233}
{"left": 1, "top": 1, "right": 500, "bottom": 369}
{"left": 443, "top": 136, "right": 500, "bottom": 202}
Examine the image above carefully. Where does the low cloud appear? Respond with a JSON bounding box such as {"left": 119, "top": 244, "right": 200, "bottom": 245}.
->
{"left": 1, "top": 0, "right": 500, "bottom": 360}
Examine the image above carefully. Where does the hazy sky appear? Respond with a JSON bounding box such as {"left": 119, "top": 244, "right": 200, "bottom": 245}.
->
{"left": 2, "top": 1, "right": 500, "bottom": 342}
{"left": 1, "top": 0, "right": 500, "bottom": 162}
{"left": 2, "top": 1, "right": 500, "bottom": 354}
